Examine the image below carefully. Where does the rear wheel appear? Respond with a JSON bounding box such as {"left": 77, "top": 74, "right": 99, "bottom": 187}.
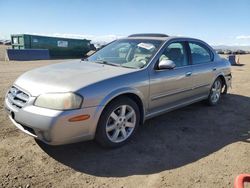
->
{"left": 207, "top": 78, "right": 222, "bottom": 106}
{"left": 95, "top": 97, "right": 140, "bottom": 148}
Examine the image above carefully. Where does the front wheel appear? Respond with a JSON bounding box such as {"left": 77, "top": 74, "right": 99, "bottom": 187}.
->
{"left": 207, "top": 78, "right": 222, "bottom": 106}
{"left": 95, "top": 97, "right": 140, "bottom": 148}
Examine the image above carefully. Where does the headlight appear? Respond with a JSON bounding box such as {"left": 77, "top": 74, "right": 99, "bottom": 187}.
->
{"left": 34, "top": 93, "right": 83, "bottom": 110}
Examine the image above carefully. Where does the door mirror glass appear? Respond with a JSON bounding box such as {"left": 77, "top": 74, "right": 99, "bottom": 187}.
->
{"left": 158, "top": 59, "right": 176, "bottom": 69}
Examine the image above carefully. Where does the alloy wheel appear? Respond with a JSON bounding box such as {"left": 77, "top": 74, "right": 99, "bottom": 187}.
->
{"left": 211, "top": 80, "right": 222, "bottom": 103}
{"left": 105, "top": 105, "right": 136, "bottom": 143}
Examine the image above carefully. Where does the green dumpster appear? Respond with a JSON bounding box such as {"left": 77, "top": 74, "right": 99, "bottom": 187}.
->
{"left": 11, "top": 34, "right": 93, "bottom": 58}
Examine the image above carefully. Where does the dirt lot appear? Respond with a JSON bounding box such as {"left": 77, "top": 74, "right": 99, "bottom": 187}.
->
{"left": 0, "top": 55, "right": 250, "bottom": 188}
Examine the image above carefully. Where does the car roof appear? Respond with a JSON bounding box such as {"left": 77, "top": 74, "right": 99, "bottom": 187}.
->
{"left": 128, "top": 33, "right": 169, "bottom": 38}
{"left": 124, "top": 33, "right": 199, "bottom": 42}
{"left": 122, "top": 34, "right": 215, "bottom": 53}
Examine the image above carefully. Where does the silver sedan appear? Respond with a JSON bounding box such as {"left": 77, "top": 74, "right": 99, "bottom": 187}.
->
{"left": 4, "top": 34, "right": 232, "bottom": 147}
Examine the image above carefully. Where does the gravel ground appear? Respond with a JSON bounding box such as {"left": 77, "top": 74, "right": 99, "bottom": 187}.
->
{"left": 0, "top": 55, "right": 250, "bottom": 188}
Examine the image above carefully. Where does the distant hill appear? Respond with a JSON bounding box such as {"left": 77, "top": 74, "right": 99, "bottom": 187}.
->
{"left": 212, "top": 45, "right": 250, "bottom": 51}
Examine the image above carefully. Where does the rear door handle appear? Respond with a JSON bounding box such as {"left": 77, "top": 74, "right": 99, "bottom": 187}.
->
{"left": 185, "top": 72, "right": 192, "bottom": 77}
{"left": 212, "top": 67, "right": 217, "bottom": 71}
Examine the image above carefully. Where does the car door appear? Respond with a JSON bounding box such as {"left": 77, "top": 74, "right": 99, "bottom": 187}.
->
{"left": 148, "top": 41, "right": 194, "bottom": 114}
{"left": 188, "top": 41, "right": 216, "bottom": 98}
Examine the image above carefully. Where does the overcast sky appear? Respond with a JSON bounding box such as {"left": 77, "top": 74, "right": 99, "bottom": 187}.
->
{"left": 1, "top": 0, "right": 250, "bottom": 45}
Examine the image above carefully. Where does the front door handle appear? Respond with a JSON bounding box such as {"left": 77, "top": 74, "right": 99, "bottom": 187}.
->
{"left": 185, "top": 72, "right": 192, "bottom": 77}
{"left": 212, "top": 67, "right": 217, "bottom": 71}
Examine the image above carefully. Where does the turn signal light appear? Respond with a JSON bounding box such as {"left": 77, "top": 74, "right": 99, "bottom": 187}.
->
{"left": 68, "top": 114, "right": 90, "bottom": 122}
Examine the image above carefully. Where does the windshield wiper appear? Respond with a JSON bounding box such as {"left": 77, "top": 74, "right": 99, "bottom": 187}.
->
{"left": 120, "top": 64, "right": 138, "bottom": 69}
{"left": 95, "top": 60, "right": 120, "bottom": 67}
{"left": 95, "top": 60, "right": 139, "bottom": 69}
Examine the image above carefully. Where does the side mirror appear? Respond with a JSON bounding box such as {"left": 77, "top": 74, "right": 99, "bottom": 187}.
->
{"left": 158, "top": 59, "right": 176, "bottom": 69}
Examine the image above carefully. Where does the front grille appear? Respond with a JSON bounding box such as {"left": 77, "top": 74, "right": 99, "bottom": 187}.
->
{"left": 7, "top": 86, "right": 30, "bottom": 109}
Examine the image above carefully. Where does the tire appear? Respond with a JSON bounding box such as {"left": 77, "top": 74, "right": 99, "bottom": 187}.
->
{"left": 95, "top": 97, "right": 140, "bottom": 148}
{"left": 207, "top": 78, "right": 223, "bottom": 106}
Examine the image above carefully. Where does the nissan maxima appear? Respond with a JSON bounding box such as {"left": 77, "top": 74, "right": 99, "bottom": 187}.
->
{"left": 4, "top": 34, "right": 232, "bottom": 147}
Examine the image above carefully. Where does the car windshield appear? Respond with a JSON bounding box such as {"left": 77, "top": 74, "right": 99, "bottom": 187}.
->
{"left": 87, "top": 39, "right": 164, "bottom": 69}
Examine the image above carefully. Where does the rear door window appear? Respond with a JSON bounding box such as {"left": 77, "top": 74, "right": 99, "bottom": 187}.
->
{"left": 189, "top": 42, "right": 212, "bottom": 64}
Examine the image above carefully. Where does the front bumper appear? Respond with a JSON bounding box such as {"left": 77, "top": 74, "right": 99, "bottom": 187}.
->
{"left": 4, "top": 96, "right": 103, "bottom": 145}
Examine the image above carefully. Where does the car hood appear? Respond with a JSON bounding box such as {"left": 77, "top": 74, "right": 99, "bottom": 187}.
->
{"left": 14, "top": 60, "right": 136, "bottom": 96}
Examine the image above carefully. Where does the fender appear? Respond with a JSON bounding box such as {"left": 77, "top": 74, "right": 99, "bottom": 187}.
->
{"left": 99, "top": 87, "right": 147, "bottom": 111}
{"left": 89, "top": 87, "right": 147, "bottom": 136}
{"left": 213, "top": 71, "right": 229, "bottom": 94}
